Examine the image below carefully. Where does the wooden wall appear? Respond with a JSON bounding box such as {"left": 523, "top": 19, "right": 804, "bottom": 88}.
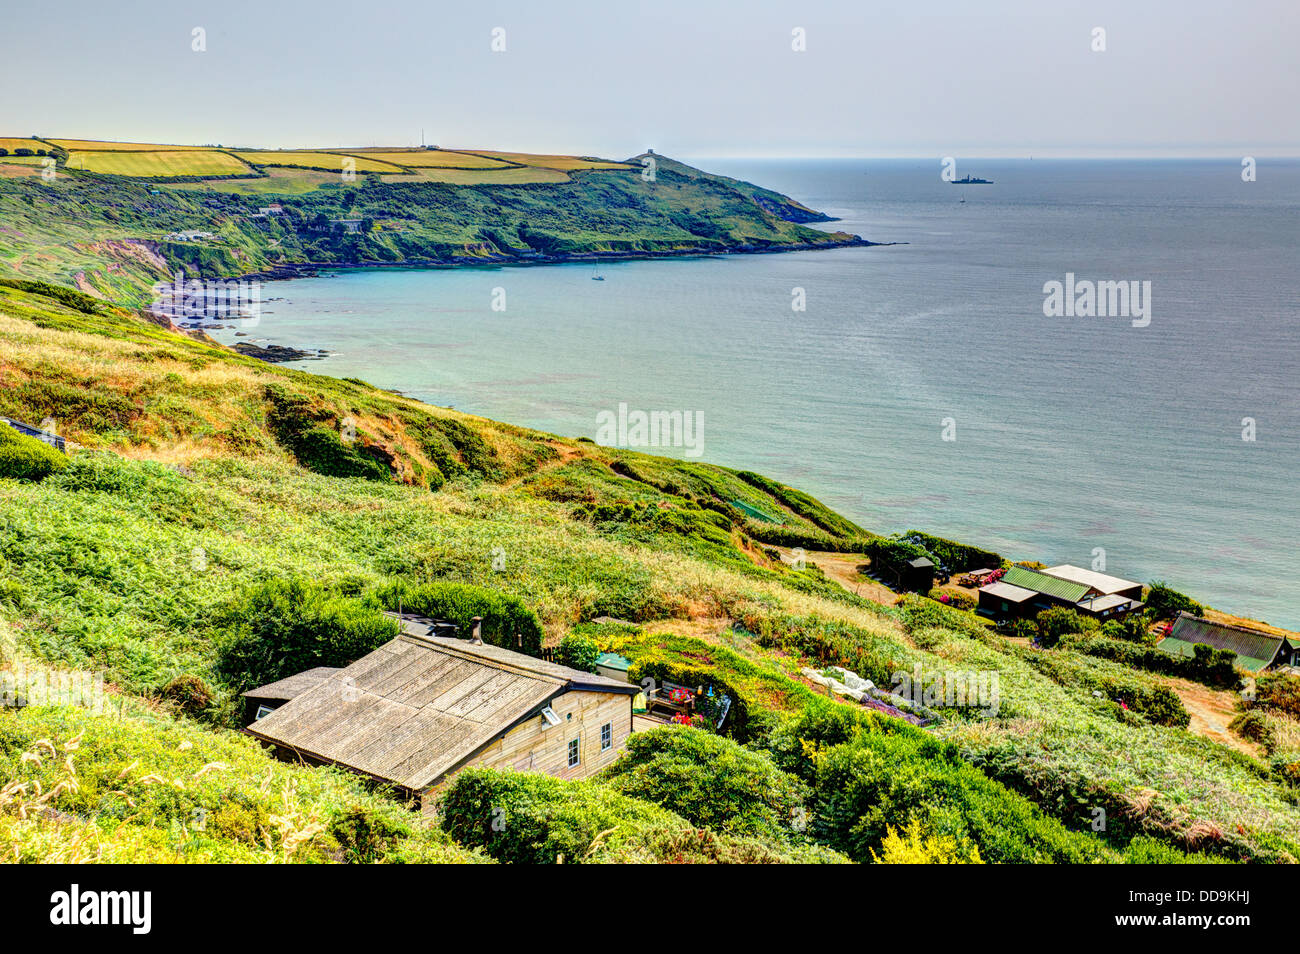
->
{"left": 422, "top": 688, "right": 632, "bottom": 812}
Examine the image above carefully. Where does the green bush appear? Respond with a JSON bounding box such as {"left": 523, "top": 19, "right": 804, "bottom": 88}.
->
{"left": 438, "top": 767, "right": 687, "bottom": 864}
{"left": 1035, "top": 606, "right": 1097, "bottom": 647}
{"left": 380, "top": 580, "right": 543, "bottom": 654}
{"left": 763, "top": 702, "right": 1110, "bottom": 863}
{"left": 0, "top": 425, "right": 67, "bottom": 482}
{"left": 1145, "top": 581, "right": 1204, "bottom": 619}
{"left": 902, "top": 530, "right": 1001, "bottom": 573}
{"left": 437, "top": 766, "right": 841, "bottom": 864}
{"left": 216, "top": 577, "right": 399, "bottom": 693}
{"left": 1068, "top": 635, "right": 1240, "bottom": 690}
{"left": 557, "top": 632, "right": 599, "bottom": 672}
{"left": 600, "top": 727, "right": 808, "bottom": 840}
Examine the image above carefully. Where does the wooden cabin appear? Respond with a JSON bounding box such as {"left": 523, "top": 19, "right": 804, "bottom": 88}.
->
{"left": 242, "top": 629, "right": 638, "bottom": 813}
{"left": 1158, "top": 612, "right": 1299, "bottom": 674}
{"left": 982, "top": 565, "right": 1144, "bottom": 621}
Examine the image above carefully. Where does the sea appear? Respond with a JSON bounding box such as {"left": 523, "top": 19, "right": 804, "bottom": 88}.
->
{"left": 207, "top": 159, "right": 1300, "bottom": 628}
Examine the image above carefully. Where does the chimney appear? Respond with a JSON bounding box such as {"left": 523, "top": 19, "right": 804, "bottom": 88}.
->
{"left": 470, "top": 616, "right": 483, "bottom": 645}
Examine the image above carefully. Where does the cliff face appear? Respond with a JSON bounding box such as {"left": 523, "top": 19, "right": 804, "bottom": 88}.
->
{"left": 0, "top": 151, "right": 864, "bottom": 305}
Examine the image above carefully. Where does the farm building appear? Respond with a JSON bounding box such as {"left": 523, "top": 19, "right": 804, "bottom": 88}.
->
{"left": 977, "top": 580, "right": 1039, "bottom": 619}
{"left": 242, "top": 621, "right": 638, "bottom": 811}
{"left": 1040, "top": 565, "right": 1144, "bottom": 602}
{"left": 978, "top": 565, "right": 1144, "bottom": 621}
{"left": 1157, "top": 612, "right": 1299, "bottom": 674}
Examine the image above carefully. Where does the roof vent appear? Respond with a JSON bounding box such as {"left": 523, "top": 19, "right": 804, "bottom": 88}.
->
{"left": 469, "top": 616, "right": 483, "bottom": 645}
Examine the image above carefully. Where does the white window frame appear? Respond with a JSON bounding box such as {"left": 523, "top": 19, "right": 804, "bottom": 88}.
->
{"left": 567, "top": 737, "right": 580, "bottom": 768}
{"left": 254, "top": 704, "right": 275, "bottom": 720}
{"left": 600, "top": 721, "right": 612, "bottom": 751}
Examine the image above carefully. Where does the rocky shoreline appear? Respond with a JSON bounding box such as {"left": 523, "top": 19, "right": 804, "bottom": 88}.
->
{"left": 241, "top": 234, "right": 891, "bottom": 283}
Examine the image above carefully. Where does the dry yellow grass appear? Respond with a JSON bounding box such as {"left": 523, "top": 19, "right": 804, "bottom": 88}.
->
{"left": 0, "top": 138, "right": 49, "bottom": 153}
{"left": 232, "top": 151, "right": 403, "bottom": 173}
{"left": 46, "top": 139, "right": 214, "bottom": 152}
{"left": 456, "top": 149, "right": 634, "bottom": 171}
{"left": 340, "top": 149, "right": 513, "bottom": 169}
{"left": 65, "top": 150, "right": 251, "bottom": 177}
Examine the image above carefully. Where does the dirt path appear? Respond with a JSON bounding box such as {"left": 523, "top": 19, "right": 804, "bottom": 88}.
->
{"left": 773, "top": 547, "right": 901, "bottom": 605}
{"left": 1158, "top": 676, "right": 1258, "bottom": 756}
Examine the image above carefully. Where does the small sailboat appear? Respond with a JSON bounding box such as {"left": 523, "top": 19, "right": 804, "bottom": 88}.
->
{"left": 591, "top": 261, "right": 604, "bottom": 281}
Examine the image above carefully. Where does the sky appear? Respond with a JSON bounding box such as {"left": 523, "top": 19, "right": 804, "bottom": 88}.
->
{"left": 2, "top": 0, "right": 1297, "bottom": 158}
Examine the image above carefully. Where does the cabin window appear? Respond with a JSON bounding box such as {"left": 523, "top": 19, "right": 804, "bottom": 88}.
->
{"left": 568, "top": 738, "right": 580, "bottom": 768}
{"left": 601, "top": 722, "right": 612, "bottom": 751}
{"left": 254, "top": 704, "right": 275, "bottom": 720}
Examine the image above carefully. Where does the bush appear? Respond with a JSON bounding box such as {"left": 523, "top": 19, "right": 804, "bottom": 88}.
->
{"left": 0, "top": 425, "right": 67, "bottom": 482}
{"left": 1068, "top": 636, "right": 1240, "bottom": 690}
{"left": 380, "top": 580, "right": 543, "bottom": 654}
{"left": 1099, "top": 614, "right": 1154, "bottom": 644}
{"left": 1035, "top": 606, "right": 1097, "bottom": 647}
{"left": 600, "top": 727, "right": 807, "bottom": 840}
{"left": 763, "top": 702, "right": 1111, "bottom": 863}
{"left": 901, "top": 531, "right": 1001, "bottom": 574}
{"left": 1145, "top": 581, "right": 1204, "bottom": 619}
{"left": 160, "top": 674, "right": 213, "bottom": 716}
{"left": 216, "top": 577, "right": 399, "bottom": 692}
{"left": 438, "top": 767, "right": 687, "bottom": 864}
{"left": 872, "top": 817, "right": 984, "bottom": 864}
{"left": 557, "top": 632, "right": 599, "bottom": 672}
{"left": 1250, "top": 672, "right": 1300, "bottom": 720}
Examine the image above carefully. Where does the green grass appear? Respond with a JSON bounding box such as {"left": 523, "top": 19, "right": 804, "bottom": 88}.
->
{"left": 1, "top": 223, "right": 1298, "bottom": 864}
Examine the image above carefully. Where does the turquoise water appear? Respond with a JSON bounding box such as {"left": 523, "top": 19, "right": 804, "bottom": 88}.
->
{"left": 210, "top": 159, "right": 1300, "bottom": 627}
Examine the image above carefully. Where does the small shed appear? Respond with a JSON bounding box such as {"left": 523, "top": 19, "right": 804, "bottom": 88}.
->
{"left": 902, "top": 557, "right": 935, "bottom": 593}
{"left": 594, "top": 652, "right": 631, "bottom": 683}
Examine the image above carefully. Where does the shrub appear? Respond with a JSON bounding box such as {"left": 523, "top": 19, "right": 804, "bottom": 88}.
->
{"left": 871, "top": 817, "right": 984, "bottom": 864}
{"left": 557, "top": 632, "right": 599, "bottom": 672}
{"left": 1100, "top": 614, "right": 1154, "bottom": 644}
{"left": 160, "top": 674, "right": 214, "bottom": 716}
{"left": 1068, "top": 636, "right": 1240, "bottom": 690}
{"left": 0, "top": 425, "right": 67, "bottom": 482}
{"left": 216, "top": 577, "right": 399, "bottom": 692}
{"left": 438, "top": 767, "right": 687, "bottom": 864}
{"left": 901, "top": 531, "right": 1001, "bottom": 574}
{"left": 1035, "top": 606, "right": 1097, "bottom": 647}
{"left": 1250, "top": 672, "right": 1300, "bottom": 720}
{"left": 600, "top": 727, "right": 807, "bottom": 840}
{"left": 763, "top": 702, "right": 1111, "bottom": 863}
{"left": 1229, "top": 710, "right": 1272, "bottom": 746}
{"left": 1145, "top": 581, "right": 1204, "bottom": 619}
{"left": 380, "top": 581, "right": 543, "bottom": 654}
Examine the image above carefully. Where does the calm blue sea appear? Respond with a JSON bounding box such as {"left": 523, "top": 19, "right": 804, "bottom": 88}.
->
{"left": 210, "top": 159, "right": 1300, "bottom": 627}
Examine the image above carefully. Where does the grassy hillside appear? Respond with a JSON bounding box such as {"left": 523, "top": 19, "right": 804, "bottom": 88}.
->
{"left": 1, "top": 280, "right": 1297, "bottom": 863}
{"left": 0, "top": 139, "right": 865, "bottom": 308}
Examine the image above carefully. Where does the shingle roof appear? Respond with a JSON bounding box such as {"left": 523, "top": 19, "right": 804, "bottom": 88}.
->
{"left": 241, "top": 667, "right": 340, "bottom": 701}
{"left": 980, "top": 581, "right": 1037, "bottom": 602}
{"left": 1159, "top": 613, "right": 1289, "bottom": 673}
{"left": 1001, "top": 566, "right": 1091, "bottom": 603}
{"left": 1042, "top": 564, "right": 1141, "bottom": 595}
{"left": 244, "top": 634, "right": 635, "bottom": 791}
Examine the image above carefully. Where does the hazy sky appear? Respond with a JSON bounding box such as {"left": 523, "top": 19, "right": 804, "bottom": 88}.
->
{"left": 3, "top": 0, "right": 1297, "bottom": 158}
